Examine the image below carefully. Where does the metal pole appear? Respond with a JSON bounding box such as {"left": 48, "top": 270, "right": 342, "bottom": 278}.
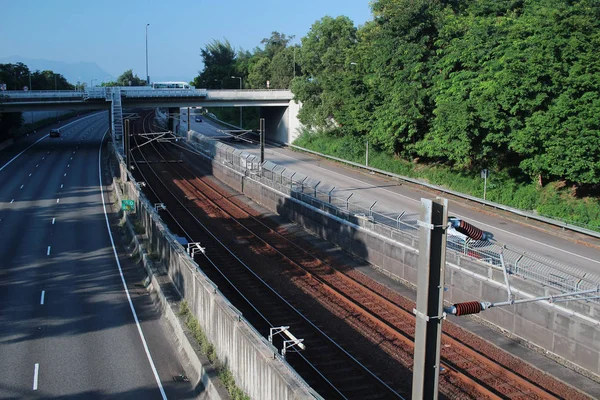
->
{"left": 29, "top": 73, "right": 32, "bottom": 91}
{"left": 412, "top": 197, "right": 448, "bottom": 400}
{"left": 483, "top": 174, "right": 487, "bottom": 201}
{"left": 145, "top": 24, "right": 150, "bottom": 85}
{"left": 54, "top": 74, "right": 57, "bottom": 90}
{"left": 260, "top": 118, "right": 265, "bottom": 164}
{"left": 125, "top": 119, "right": 131, "bottom": 173}
{"left": 232, "top": 76, "right": 242, "bottom": 127}
{"left": 366, "top": 140, "right": 369, "bottom": 167}
{"left": 187, "top": 107, "right": 190, "bottom": 131}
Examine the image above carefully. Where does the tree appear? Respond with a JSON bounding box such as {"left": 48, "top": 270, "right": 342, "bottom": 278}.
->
{"left": 293, "top": 16, "right": 358, "bottom": 128}
{"left": 192, "top": 39, "right": 238, "bottom": 88}
{"left": 116, "top": 69, "right": 145, "bottom": 86}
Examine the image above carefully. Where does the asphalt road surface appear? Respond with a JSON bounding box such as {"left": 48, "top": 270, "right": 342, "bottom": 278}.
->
{"left": 0, "top": 113, "right": 195, "bottom": 399}
{"left": 186, "top": 116, "right": 600, "bottom": 279}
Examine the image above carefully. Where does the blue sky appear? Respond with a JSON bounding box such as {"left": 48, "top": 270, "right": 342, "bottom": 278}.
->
{"left": 0, "top": 0, "right": 372, "bottom": 82}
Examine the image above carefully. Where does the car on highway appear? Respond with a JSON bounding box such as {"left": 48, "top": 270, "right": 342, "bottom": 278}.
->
{"left": 49, "top": 128, "right": 61, "bottom": 138}
{"left": 195, "top": 116, "right": 202, "bottom": 122}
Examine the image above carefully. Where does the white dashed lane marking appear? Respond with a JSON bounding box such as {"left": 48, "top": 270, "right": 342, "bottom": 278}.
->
{"left": 33, "top": 363, "right": 39, "bottom": 391}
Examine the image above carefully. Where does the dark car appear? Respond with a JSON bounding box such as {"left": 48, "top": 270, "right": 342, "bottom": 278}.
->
{"left": 49, "top": 128, "right": 61, "bottom": 138}
{"left": 195, "top": 116, "right": 202, "bottom": 122}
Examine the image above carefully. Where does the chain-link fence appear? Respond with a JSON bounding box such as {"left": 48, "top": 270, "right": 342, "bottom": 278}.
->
{"left": 183, "top": 131, "right": 600, "bottom": 302}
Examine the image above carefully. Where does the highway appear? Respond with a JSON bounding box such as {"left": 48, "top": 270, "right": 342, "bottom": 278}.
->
{"left": 0, "top": 114, "right": 194, "bottom": 399}
{"left": 186, "top": 116, "right": 600, "bottom": 279}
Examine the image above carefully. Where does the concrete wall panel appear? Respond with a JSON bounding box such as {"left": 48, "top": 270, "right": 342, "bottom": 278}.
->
{"left": 514, "top": 316, "right": 554, "bottom": 350}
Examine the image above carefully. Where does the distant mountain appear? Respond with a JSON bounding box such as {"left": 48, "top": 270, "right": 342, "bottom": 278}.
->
{"left": 0, "top": 56, "right": 115, "bottom": 85}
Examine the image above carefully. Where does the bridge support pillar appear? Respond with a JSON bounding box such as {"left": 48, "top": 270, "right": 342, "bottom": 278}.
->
{"left": 168, "top": 107, "right": 180, "bottom": 134}
{"left": 259, "top": 100, "right": 301, "bottom": 144}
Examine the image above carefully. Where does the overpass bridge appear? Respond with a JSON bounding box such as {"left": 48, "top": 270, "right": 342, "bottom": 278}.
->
{"left": 0, "top": 87, "right": 300, "bottom": 143}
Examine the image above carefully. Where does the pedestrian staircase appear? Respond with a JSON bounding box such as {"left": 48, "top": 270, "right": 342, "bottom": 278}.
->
{"left": 111, "top": 87, "right": 124, "bottom": 153}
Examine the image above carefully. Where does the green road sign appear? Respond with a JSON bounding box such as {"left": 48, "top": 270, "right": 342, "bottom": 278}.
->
{"left": 122, "top": 199, "right": 135, "bottom": 211}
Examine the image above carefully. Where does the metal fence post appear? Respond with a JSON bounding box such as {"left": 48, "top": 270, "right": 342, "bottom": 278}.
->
{"left": 346, "top": 193, "right": 354, "bottom": 211}
{"left": 369, "top": 201, "right": 377, "bottom": 218}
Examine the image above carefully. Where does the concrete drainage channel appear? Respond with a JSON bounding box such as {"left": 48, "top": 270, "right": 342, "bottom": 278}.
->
{"left": 106, "top": 143, "right": 320, "bottom": 400}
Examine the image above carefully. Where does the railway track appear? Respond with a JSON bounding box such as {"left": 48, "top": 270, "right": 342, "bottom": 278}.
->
{"left": 127, "top": 111, "right": 588, "bottom": 399}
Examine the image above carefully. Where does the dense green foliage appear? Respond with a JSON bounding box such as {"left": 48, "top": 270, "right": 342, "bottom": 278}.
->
{"left": 190, "top": 1, "right": 600, "bottom": 224}
{"left": 290, "top": 0, "right": 600, "bottom": 187}
{"left": 101, "top": 69, "right": 146, "bottom": 87}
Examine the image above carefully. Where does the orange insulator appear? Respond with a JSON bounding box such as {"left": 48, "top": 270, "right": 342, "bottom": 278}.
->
{"left": 453, "top": 301, "right": 483, "bottom": 316}
{"left": 455, "top": 220, "right": 485, "bottom": 241}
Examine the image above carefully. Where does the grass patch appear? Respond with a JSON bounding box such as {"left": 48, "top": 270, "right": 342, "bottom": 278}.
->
{"left": 179, "top": 302, "right": 249, "bottom": 400}
{"left": 132, "top": 219, "right": 145, "bottom": 235}
{"left": 294, "top": 129, "right": 600, "bottom": 231}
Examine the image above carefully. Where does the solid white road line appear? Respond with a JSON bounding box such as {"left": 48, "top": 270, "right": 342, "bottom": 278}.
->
{"left": 98, "top": 129, "right": 167, "bottom": 400}
{"left": 33, "top": 363, "right": 39, "bottom": 390}
{"left": 40, "top": 291, "right": 45, "bottom": 305}
{"left": 47, "top": 246, "right": 51, "bottom": 256}
{"left": 0, "top": 113, "right": 101, "bottom": 173}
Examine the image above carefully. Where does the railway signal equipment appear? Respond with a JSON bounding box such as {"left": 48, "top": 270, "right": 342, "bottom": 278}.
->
{"left": 187, "top": 242, "right": 206, "bottom": 257}
{"left": 268, "top": 326, "right": 305, "bottom": 360}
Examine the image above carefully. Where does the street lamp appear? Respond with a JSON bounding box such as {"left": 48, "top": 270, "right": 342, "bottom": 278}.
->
{"left": 146, "top": 23, "right": 150, "bottom": 85}
{"left": 231, "top": 76, "right": 242, "bottom": 128}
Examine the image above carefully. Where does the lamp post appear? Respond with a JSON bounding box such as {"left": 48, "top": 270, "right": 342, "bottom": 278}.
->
{"left": 145, "top": 23, "right": 150, "bottom": 85}
{"left": 231, "top": 76, "right": 242, "bottom": 128}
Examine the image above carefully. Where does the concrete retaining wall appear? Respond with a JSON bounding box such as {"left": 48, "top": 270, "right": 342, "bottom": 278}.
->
{"left": 22, "top": 110, "right": 71, "bottom": 124}
{"left": 197, "top": 141, "right": 600, "bottom": 379}
{"left": 110, "top": 146, "right": 319, "bottom": 400}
